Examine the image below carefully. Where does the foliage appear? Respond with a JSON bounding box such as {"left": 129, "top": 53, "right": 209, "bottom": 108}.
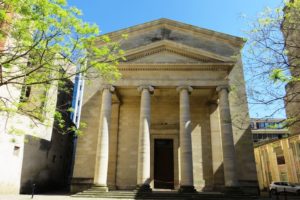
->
{"left": 246, "top": 0, "right": 300, "bottom": 130}
{"left": 0, "top": 0, "right": 125, "bottom": 136}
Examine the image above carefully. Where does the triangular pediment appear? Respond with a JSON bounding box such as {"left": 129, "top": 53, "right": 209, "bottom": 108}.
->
{"left": 98, "top": 18, "right": 245, "bottom": 60}
{"left": 123, "top": 40, "right": 231, "bottom": 63}
{"left": 128, "top": 50, "right": 201, "bottom": 63}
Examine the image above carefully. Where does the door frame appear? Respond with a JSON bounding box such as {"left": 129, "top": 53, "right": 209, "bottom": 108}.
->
{"left": 150, "top": 133, "right": 179, "bottom": 189}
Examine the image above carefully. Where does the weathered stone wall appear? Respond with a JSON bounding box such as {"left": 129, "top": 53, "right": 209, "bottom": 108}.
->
{"left": 190, "top": 98, "right": 213, "bottom": 191}
{"left": 20, "top": 133, "right": 73, "bottom": 193}
{"left": 0, "top": 134, "right": 24, "bottom": 194}
{"left": 19, "top": 83, "right": 74, "bottom": 194}
{"left": 228, "top": 56, "right": 258, "bottom": 189}
{"left": 115, "top": 98, "right": 140, "bottom": 189}
{"left": 72, "top": 91, "right": 101, "bottom": 192}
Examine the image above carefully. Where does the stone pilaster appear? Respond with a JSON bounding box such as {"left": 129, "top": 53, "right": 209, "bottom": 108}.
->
{"left": 177, "top": 86, "right": 196, "bottom": 193}
{"left": 137, "top": 85, "right": 154, "bottom": 192}
{"left": 94, "top": 85, "right": 115, "bottom": 192}
{"left": 209, "top": 101, "right": 224, "bottom": 188}
{"left": 216, "top": 85, "right": 239, "bottom": 188}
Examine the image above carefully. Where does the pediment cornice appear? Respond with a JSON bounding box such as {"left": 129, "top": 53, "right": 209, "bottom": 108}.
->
{"left": 123, "top": 40, "right": 234, "bottom": 63}
{"left": 100, "top": 18, "right": 244, "bottom": 48}
{"left": 118, "top": 63, "right": 234, "bottom": 72}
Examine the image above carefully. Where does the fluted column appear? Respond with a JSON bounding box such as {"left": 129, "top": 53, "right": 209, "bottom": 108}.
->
{"left": 94, "top": 85, "right": 115, "bottom": 191}
{"left": 177, "top": 86, "right": 196, "bottom": 193}
{"left": 137, "top": 85, "right": 154, "bottom": 192}
{"left": 216, "top": 85, "right": 239, "bottom": 187}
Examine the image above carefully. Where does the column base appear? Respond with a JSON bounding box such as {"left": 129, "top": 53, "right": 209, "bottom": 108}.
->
{"left": 93, "top": 185, "right": 109, "bottom": 192}
{"left": 178, "top": 185, "right": 196, "bottom": 193}
{"left": 223, "top": 186, "right": 243, "bottom": 195}
{"left": 136, "top": 184, "right": 152, "bottom": 193}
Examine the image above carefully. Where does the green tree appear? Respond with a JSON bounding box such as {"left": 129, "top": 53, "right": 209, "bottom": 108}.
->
{"left": 0, "top": 0, "right": 124, "bottom": 135}
{"left": 246, "top": 0, "right": 300, "bottom": 132}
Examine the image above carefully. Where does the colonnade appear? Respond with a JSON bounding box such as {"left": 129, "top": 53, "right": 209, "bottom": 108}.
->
{"left": 93, "top": 85, "right": 239, "bottom": 192}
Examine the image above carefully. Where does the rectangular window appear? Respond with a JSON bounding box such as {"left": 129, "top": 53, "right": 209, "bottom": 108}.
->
{"left": 13, "top": 146, "right": 20, "bottom": 156}
{"left": 257, "top": 122, "right": 266, "bottom": 129}
{"left": 20, "top": 85, "right": 31, "bottom": 102}
{"left": 274, "top": 146, "right": 285, "bottom": 165}
{"left": 277, "top": 156, "right": 286, "bottom": 165}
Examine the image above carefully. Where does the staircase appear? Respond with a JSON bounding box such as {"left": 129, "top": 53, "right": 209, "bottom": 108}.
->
{"left": 72, "top": 187, "right": 259, "bottom": 199}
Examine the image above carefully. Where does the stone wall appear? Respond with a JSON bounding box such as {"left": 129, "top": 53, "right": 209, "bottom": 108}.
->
{"left": 0, "top": 134, "right": 24, "bottom": 194}
{"left": 115, "top": 98, "right": 140, "bottom": 189}
{"left": 254, "top": 134, "right": 300, "bottom": 190}
{"left": 20, "top": 133, "right": 73, "bottom": 193}
{"left": 228, "top": 56, "right": 258, "bottom": 190}
{"left": 71, "top": 91, "right": 101, "bottom": 192}
{"left": 73, "top": 91, "right": 218, "bottom": 192}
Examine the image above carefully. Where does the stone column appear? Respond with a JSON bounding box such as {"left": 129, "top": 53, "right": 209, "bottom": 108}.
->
{"left": 216, "top": 86, "right": 239, "bottom": 187}
{"left": 94, "top": 85, "right": 115, "bottom": 192}
{"left": 137, "top": 85, "right": 154, "bottom": 192}
{"left": 177, "top": 86, "right": 196, "bottom": 192}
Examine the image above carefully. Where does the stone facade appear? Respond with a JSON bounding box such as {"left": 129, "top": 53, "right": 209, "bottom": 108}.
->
{"left": 0, "top": 49, "right": 74, "bottom": 194}
{"left": 72, "top": 19, "right": 258, "bottom": 194}
{"left": 254, "top": 134, "right": 300, "bottom": 190}
{"left": 0, "top": 83, "right": 74, "bottom": 194}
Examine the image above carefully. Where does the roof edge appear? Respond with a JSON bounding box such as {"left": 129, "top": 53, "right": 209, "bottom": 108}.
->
{"left": 100, "top": 18, "right": 245, "bottom": 48}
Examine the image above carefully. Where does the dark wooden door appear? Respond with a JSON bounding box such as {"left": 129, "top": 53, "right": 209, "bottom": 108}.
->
{"left": 154, "top": 139, "right": 174, "bottom": 189}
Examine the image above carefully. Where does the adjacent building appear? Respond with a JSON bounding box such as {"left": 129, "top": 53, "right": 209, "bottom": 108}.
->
{"left": 251, "top": 118, "right": 289, "bottom": 143}
{"left": 254, "top": 133, "right": 300, "bottom": 190}
{"left": 71, "top": 19, "right": 258, "bottom": 194}
{"left": 254, "top": 1, "right": 300, "bottom": 191}
{"left": 0, "top": 18, "right": 76, "bottom": 193}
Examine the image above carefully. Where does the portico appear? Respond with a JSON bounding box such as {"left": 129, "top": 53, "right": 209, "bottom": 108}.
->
{"left": 71, "top": 18, "right": 258, "bottom": 194}
{"left": 91, "top": 84, "right": 238, "bottom": 192}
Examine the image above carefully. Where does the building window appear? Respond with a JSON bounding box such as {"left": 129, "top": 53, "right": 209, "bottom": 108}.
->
{"left": 274, "top": 146, "right": 285, "bottom": 165}
{"left": 277, "top": 156, "right": 285, "bottom": 165}
{"left": 257, "top": 122, "right": 266, "bottom": 129}
{"left": 20, "top": 85, "right": 31, "bottom": 102}
{"left": 13, "top": 146, "right": 20, "bottom": 156}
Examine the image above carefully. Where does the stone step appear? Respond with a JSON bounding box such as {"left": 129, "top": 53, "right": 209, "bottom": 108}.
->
{"left": 72, "top": 190, "right": 259, "bottom": 200}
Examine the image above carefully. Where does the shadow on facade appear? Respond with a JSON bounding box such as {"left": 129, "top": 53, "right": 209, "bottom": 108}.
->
{"left": 19, "top": 82, "right": 75, "bottom": 194}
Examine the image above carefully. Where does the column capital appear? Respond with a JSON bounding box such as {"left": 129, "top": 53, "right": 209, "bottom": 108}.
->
{"left": 176, "top": 86, "right": 193, "bottom": 94}
{"left": 137, "top": 85, "right": 154, "bottom": 93}
{"left": 216, "top": 85, "right": 230, "bottom": 93}
{"left": 100, "top": 85, "right": 115, "bottom": 93}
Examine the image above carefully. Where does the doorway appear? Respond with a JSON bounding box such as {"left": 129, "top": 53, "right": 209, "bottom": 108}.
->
{"left": 154, "top": 139, "right": 174, "bottom": 189}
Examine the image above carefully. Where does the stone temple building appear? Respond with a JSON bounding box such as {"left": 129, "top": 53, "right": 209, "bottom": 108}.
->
{"left": 71, "top": 18, "right": 258, "bottom": 194}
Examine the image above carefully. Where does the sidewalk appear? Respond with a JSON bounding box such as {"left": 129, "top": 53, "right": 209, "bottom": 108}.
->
{"left": 0, "top": 195, "right": 131, "bottom": 200}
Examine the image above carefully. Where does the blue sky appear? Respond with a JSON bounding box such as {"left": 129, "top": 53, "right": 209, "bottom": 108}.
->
{"left": 68, "top": 0, "right": 285, "bottom": 118}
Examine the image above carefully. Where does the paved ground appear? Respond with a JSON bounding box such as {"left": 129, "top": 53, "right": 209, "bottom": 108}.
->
{"left": 0, "top": 195, "right": 128, "bottom": 200}
{"left": 0, "top": 194, "right": 299, "bottom": 200}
